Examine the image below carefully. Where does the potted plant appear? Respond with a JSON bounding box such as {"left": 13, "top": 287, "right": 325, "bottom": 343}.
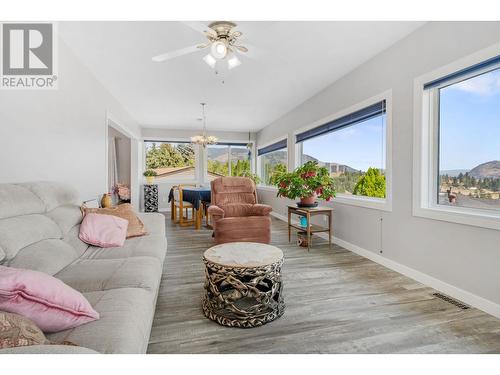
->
{"left": 143, "top": 169, "right": 158, "bottom": 184}
{"left": 273, "top": 161, "right": 336, "bottom": 206}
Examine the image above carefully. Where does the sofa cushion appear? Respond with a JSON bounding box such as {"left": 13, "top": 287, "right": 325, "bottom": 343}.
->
{"left": 137, "top": 212, "right": 165, "bottom": 238}
{"left": 47, "top": 288, "right": 156, "bottom": 354}
{"left": 0, "top": 184, "right": 45, "bottom": 220}
{"left": 83, "top": 234, "right": 167, "bottom": 263}
{"left": 46, "top": 205, "right": 83, "bottom": 236}
{"left": 0, "top": 265, "right": 99, "bottom": 333}
{"left": 20, "top": 181, "right": 79, "bottom": 212}
{"left": 55, "top": 257, "right": 162, "bottom": 293}
{"left": 7, "top": 239, "right": 80, "bottom": 276}
{"left": 0, "top": 214, "right": 62, "bottom": 261}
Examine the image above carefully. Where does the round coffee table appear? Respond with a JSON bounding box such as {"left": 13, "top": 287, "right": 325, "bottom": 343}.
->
{"left": 202, "top": 242, "right": 285, "bottom": 328}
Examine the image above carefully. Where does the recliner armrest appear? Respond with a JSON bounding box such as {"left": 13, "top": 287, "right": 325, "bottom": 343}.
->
{"left": 208, "top": 205, "right": 225, "bottom": 221}
{"left": 249, "top": 204, "right": 272, "bottom": 216}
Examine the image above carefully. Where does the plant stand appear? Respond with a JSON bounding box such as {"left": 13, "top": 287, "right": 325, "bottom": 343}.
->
{"left": 287, "top": 205, "right": 333, "bottom": 251}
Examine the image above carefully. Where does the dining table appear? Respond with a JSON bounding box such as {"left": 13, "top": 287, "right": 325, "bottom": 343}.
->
{"left": 168, "top": 186, "right": 211, "bottom": 229}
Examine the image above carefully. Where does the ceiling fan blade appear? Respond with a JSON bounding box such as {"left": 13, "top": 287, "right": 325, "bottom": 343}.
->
{"left": 181, "top": 21, "right": 213, "bottom": 35}
{"left": 234, "top": 45, "right": 248, "bottom": 53}
{"left": 152, "top": 45, "right": 201, "bottom": 62}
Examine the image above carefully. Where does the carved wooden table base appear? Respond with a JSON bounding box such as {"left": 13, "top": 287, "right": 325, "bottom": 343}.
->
{"left": 202, "top": 243, "right": 285, "bottom": 328}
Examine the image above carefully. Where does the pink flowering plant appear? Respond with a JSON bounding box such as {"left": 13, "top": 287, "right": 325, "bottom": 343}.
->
{"left": 273, "top": 161, "right": 336, "bottom": 202}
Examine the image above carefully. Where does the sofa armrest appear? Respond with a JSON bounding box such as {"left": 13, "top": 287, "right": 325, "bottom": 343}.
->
{"left": 208, "top": 205, "right": 225, "bottom": 222}
{"left": 0, "top": 344, "right": 99, "bottom": 354}
{"left": 249, "top": 204, "right": 272, "bottom": 216}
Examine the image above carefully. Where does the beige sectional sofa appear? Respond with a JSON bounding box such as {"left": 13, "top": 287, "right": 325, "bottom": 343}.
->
{"left": 0, "top": 182, "right": 167, "bottom": 354}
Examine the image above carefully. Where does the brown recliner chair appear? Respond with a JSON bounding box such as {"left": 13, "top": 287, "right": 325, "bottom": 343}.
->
{"left": 208, "top": 177, "right": 272, "bottom": 244}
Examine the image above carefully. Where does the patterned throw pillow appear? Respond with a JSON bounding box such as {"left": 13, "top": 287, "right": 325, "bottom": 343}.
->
{"left": 82, "top": 203, "right": 147, "bottom": 238}
{"left": 0, "top": 311, "right": 49, "bottom": 349}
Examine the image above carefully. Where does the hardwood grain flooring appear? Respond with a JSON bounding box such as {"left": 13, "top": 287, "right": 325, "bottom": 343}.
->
{"left": 148, "top": 216, "right": 500, "bottom": 353}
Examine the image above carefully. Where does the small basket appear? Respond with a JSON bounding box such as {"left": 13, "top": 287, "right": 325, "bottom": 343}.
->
{"left": 297, "top": 231, "right": 311, "bottom": 247}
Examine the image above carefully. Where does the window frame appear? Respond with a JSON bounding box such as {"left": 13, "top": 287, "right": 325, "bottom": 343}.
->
{"left": 413, "top": 44, "right": 500, "bottom": 230}
{"left": 256, "top": 137, "right": 289, "bottom": 189}
{"left": 142, "top": 139, "right": 200, "bottom": 184}
{"left": 293, "top": 90, "right": 393, "bottom": 212}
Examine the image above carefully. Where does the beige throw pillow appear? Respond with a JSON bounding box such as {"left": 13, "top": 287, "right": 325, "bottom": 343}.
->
{"left": 0, "top": 311, "right": 49, "bottom": 349}
{"left": 82, "top": 203, "right": 148, "bottom": 238}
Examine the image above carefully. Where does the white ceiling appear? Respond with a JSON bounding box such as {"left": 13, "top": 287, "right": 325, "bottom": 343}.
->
{"left": 59, "top": 21, "right": 424, "bottom": 132}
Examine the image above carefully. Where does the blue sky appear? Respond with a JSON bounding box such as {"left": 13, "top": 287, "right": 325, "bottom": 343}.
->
{"left": 302, "top": 115, "right": 386, "bottom": 171}
{"left": 440, "top": 68, "right": 500, "bottom": 170}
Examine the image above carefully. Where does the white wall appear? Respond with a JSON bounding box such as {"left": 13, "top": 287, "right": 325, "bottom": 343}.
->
{"left": 0, "top": 35, "right": 140, "bottom": 202}
{"left": 256, "top": 22, "right": 500, "bottom": 312}
{"left": 141, "top": 127, "right": 255, "bottom": 211}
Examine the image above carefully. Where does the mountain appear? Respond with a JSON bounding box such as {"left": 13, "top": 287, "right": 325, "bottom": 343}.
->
{"left": 302, "top": 154, "right": 357, "bottom": 173}
{"left": 208, "top": 147, "right": 249, "bottom": 162}
{"left": 440, "top": 169, "right": 470, "bottom": 177}
{"left": 469, "top": 160, "right": 500, "bottom": 179}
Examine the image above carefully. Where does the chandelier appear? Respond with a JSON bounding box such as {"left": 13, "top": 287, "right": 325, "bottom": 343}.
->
{"left": 191, "top": 103, "right": 218, "bottom": 148}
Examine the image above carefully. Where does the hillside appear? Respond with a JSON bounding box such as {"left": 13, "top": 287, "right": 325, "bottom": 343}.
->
{"left": 302, "top": 154, "right": 357, "bottom": 173}
{"left": 469, "top": 160, "right": 500, "bottom": 179}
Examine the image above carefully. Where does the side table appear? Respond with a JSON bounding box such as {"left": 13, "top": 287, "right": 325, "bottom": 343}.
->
{"left": 287, "top": 205, "right": 333, "bottom": 251}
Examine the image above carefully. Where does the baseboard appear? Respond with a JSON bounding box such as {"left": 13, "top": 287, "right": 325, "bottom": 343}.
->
{"left": 270, "top": 211, "right": 500, "bottom": 319}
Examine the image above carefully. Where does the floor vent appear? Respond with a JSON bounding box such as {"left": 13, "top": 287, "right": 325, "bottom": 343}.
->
{"left": 433, "top": 292, "right": 470, "bottom": 310}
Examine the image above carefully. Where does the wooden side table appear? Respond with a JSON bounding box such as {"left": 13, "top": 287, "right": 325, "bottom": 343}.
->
{"left": 287, "top": 205, "right": 333, "bottom": 251}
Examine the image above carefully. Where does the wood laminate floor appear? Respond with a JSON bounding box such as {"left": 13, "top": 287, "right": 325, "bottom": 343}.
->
{"left": 148, "top": 216, "right": 500, "bottom": 353}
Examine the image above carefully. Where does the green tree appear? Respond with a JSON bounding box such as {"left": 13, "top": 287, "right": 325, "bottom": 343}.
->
{"left": 145, "top": 143, "right": 193, "bottom": 169}
{"left": 352, "top": 167, "right": 386, "bottom": 198}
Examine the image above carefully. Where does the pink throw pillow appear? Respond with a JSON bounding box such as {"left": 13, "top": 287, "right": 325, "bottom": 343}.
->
{"left": 79, "top": 212, "right": 128, "bottom": 248}
{"left": 0, "top": 266, "right": 99, "bottom": 333}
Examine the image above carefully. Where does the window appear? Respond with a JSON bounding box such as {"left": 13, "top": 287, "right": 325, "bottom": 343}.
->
{"left": 296, "top": 101, "right": 387, "bottom": 199}
{"left": 415, "top": 53, "right": 500, "bottom": 229}
{"left": 144, "top": 141, "right": 196, "bottom": 181}
{"left": 437, "top": 67, "right": 500, "bottom": 212}
{"left": 258, "top": 139, "right": 288, "bottom": 185}
{"left": 207, "top": 143, "right": 251, "bottom": 181}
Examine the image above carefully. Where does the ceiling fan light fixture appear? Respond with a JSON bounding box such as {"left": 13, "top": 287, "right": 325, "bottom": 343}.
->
{"left": 203, "top": 54, "right": 217, "bottom": 69}
{"left": 227, "top": 54, "right": 241, "bottom": 70}
{"left": 211, "top": 41, "right": 227, "bottom": 59}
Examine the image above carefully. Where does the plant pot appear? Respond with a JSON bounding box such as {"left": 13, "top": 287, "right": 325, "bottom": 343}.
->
{"left": 300, "top": 193, "right": 317, "bottom": 205}
{"left": 146, "top": 176, "right": 155, "bottom": 184}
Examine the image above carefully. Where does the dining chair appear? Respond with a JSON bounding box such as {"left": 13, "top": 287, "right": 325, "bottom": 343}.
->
{"left": 172, "top": 184, "right": 196, "bottom": 227}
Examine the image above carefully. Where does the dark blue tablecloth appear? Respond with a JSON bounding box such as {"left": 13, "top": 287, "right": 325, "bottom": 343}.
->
{"left": 168, "top": 187, "right": 211, "bottom": 210}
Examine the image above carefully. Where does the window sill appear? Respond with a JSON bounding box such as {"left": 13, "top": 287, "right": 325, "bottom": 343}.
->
{"left": 413, "top": 205, "right": 500, "bottom": 231}
{"left": 257, "top": 185, "right": 278, "bottom": 192}
{"left": 333, "top": 194, "right": 392, "bottom": 212}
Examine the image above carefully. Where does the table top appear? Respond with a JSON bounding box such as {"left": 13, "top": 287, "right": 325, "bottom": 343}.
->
{"left": 203, "top": 242, "right": 284, "bottom": 268}
{"left": 288, "top": 205, "right": 333, "bottom": 212}
{"left": 182, "top": 186, "right": 211, "bottom": 192}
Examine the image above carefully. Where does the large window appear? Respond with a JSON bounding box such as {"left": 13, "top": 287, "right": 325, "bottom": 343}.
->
{"left": 207, "top": 143, "right": 251, "bottom": 181}
{"left": 258, "top": 139, "right": 288, "bottom": 185}
{"left": 435, "top": 66, "right": 500, "bottom": 211}
{"left": 296, "top": 101, "right": 387, "bottom": 199}
{"left": 415, "top": 54, "right": 500, "bottom": 229}
{"left": 144, "top": 141, "right": 196, "bottom": 181}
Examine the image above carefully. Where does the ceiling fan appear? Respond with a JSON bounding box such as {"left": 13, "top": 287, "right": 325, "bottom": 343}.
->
{"left": 152, "top": 21, "right": 248, "bottom": 70}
